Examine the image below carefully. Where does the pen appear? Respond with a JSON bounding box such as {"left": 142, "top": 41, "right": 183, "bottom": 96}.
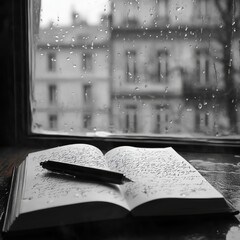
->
{"left": 40, "top": 161, "right": 133, "bottom": 185}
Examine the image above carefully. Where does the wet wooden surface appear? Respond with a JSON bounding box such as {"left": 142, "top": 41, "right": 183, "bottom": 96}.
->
{"left": 0, "top": 147, "right": 240, "bottom": 239}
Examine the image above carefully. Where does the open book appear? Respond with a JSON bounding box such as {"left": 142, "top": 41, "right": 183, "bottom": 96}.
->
{"left": 3, "top": 144, "right": 238, "bottom": 232}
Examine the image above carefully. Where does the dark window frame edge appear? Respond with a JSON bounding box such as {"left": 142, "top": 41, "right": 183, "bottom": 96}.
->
{"left": 20, "top": 133, "right": 240, "bottom": 154}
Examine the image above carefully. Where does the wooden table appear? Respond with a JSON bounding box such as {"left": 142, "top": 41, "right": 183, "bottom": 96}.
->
{"left": 0, "top": 147, "right": 240, "bottom": 240}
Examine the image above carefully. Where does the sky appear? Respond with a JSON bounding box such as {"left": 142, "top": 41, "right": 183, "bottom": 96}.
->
{"left": 40, "top": 0, "right": 110, "bottom": 27}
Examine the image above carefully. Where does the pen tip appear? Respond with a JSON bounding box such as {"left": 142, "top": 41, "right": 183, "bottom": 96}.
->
{"left": 123, "top": 176, "right": 134, "bottom": 183}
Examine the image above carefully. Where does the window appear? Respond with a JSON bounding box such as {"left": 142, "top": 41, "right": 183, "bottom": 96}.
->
{"left": 28, "top": 0, "right": 240, "bottom": 143}
{"left": 195, "top": 0, "right": 209, "bottom": 19}
{"left": 48, "top": 52, "right": 56, "bottom": 72}
{"left": 196, "top": 49, "right": 210, "bottom": 85}
{"left": 49, "top": 114, "right": 58, "bottom": 130}
{"left": 125, "top": 105, "right": 137, "bottom": 133}
{"left": 195, "top": 111, "right": 210, "bottom": 133}
{"left": 157, "top": 50, "right": 169, "bottom": 83}
{"left": 83, "top": 114, "right": 92, "bottom": 130}
{"left": 155, "top": 105, "right": 169, "bottom": 134}
{"left": 126, "top": 50, "right": 137, "bottom": 82}
{"left": 155, "top": 0, "right": 168, "bottom": 21}
{"left": 83, "top": 84, "right": 92, "bottom": 103}
{"left": 48, "top": 84, "right": 57, "bottom": 104}
{"left": 125, "top": 0, "right": 139, "bottom": 27}
{"left": 82, "top": 53, "right": 92, "bottom": 72}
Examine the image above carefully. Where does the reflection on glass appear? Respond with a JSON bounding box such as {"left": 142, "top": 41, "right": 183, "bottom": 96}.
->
{"left": 30, "top": 0, "right": 240, "bottom": 137}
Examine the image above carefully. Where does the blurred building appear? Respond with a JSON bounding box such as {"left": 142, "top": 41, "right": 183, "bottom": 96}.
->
{"left": 32, "top": 0, "right": 240, "bottom": 137}
{"left": 32, "top": 13, "right": 111, "bottom": 135}
{"left": 110, "top": 0, "right": 239, "bottom": 136}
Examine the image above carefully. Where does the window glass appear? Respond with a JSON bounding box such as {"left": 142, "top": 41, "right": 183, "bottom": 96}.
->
{"left": 30, "top": 0, "right": 240, "bottom": 138}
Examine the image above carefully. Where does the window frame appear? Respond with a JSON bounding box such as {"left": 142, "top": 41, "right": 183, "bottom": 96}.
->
{"left": 6, "top": 0, "right": 240, "bottom": 154}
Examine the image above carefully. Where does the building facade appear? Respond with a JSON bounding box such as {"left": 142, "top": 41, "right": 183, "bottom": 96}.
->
{"left": 32, "top": 0, "right": 240, "bottom": 137}
{"left": 32, "top": 15, "right": 111, "bottom": 135}
{"left": 110, "top": 0, "right": 239, "bottom": 136}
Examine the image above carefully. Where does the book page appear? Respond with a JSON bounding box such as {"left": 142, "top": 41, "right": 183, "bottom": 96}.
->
{"left": 20, "top": 144, "right": 129, "bottom": 214}
{"left": 105, "top": 147, "right": 223, "bottom": 210}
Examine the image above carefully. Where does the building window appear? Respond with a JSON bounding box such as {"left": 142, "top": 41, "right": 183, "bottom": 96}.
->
{"left": 196, "top": 49, "right": 210, "bottom": 85}
{"left": 125, "top": 105, "right": 137, "bottom": 133}
{"left": 125, "top": 0, "right": 139, "bottom": 27}
{"left": 82, "top": 53, "right": 92, "bottom": 71}
{"left": 195, "top": 111, "right": 210, "bottom": 133}
{"left": 48, "top": 52, "right": 56, "bottom": 72}
{"left": 155, "top": 105, "right": 169, "bottom": 133}
{"left": 195, "top": 0, "right": 209, "bottom": 19}
{"left": 83, "top": 84, "right": 92, "bottom": 103}
{"left": 49, "top": 114, "right": 58, "bottom": 130}
{"left": 157, "top": 50, "right": 169, "bottom": 83}
{"left": 156, "top": 0, "right": 168, "bottom": 20}
{"left": 126, "top": 50, "right": 137, "bottom": 82}
{"left": 83, "top": 114, "right": 92, "bottom": 129}
{"left": 48, "top": 84, "right": 57, "bottom": 104}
